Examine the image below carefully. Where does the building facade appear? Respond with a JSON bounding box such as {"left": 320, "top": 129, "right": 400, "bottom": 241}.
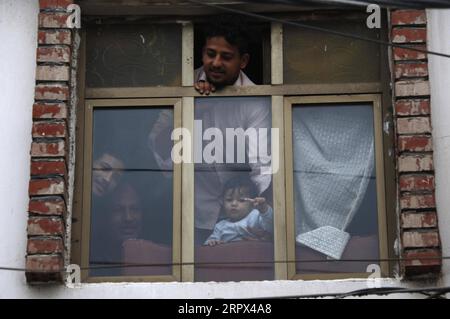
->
{"left": 0, "top": 0, "right": 449, "bottom": 298}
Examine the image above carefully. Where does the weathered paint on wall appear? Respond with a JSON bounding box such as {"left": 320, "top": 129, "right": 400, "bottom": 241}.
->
{"left": 427, "top": 8, "right": 450, "bottom": 288}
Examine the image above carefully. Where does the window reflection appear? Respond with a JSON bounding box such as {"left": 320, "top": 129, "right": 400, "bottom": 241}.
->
{"left": 86, "top": 24, "right": 182, "bottom": 88}
{"left": 292, "top": 103, "right": 380, "bottom": 274}
{"left": 283, "top": 19, "right": 381, "bottom": 84}
{"left": 193, "top": 97, "right": 275, "bottom": 282}
{"left": 89, "top": 107, "right": 173, "bottom": 277}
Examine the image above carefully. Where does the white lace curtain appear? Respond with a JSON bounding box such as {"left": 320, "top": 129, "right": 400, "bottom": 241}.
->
{"left": 293, "top": 104, "right": 375, "bottom": 259}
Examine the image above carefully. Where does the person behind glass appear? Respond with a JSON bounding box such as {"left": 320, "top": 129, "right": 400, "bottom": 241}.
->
{"left": 90, "top": 148, "right": 126, "bottom": 275}
{"left": 90, "top": 147, "right": 125, "bottom": 248}
{"left": 92, "top": 149, "right": 124, "bottom": 198}
{"left": 90, "top": 181, "right": 144, "bottom": 276}
{"left": 204, "top": 176, "right": 273, "bottom": 246}
{"left": 148, "top": 15, "right": 272, "bottom": 245}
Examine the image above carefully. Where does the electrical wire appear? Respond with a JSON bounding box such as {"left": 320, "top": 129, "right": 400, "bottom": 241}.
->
{"left": 1, "top": 254, "right": 448, "bottom": 272}
{"left": 271, "top": 286, "right": 450, "bottom": 299}
{"left": 234, "top": 0, "right": 450, "bottom": 9}
{"left": 186, "top": 0, "right": 450, "bottom": 59}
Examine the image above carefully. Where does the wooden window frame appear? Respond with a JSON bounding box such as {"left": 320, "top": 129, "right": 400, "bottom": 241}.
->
{"left": 72, "top": 14, "right": 395, "bottom": 282}
{"left": 80, "top": 98, "right": 182, "bottom": 283}
{"left": 284, "top": 94, "right": 389, "bottom": 280}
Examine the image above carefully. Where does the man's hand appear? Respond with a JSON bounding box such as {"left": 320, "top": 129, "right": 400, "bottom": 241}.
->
{"left": 205, "top": 239, "right": 223, "bottom": 246}
{"left": 194, "top": 80, "right": 216, "bottom": 95}
{"left": 243, "top": 197, "right": 269, "bottom": 214}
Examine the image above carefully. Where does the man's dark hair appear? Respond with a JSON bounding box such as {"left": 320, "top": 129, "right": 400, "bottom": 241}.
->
{"left": 93, "top": 143, "right": 122, "bottom": 162}
{"left": 204, "top": 15, "right": 251, "bottom": 56}
{"left": 222, "top": 174, "right": 258, "bottom": 198}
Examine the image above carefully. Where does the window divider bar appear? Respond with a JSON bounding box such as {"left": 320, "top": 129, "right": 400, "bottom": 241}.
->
{"left": 181, "top": 97, "right": 195, "bottom": 282}
{"left": 173, "top": 99, "right": 183, "bottom": 281}
{"left": 271, "top": 22, "right": 283, "bottom": 85}
{"left": 373, "top": 95, "right": 390, "bottom": 277}
{"left": 182, "top": 22, "right": 194, "bottom": 87}
{"left": 80, "top": 100, "right": 94, "bottom": 282}
{"left": 283, "top": 97, "right": 297, "bottom": 279}
{"left": 86, "top": 83, "right": 382, "bottom": 99}
{"left": 72, "top": 29, "right": 87, "bottom": 279}
{"left": 272, "top": 95, "right": 288, "bottom": 280}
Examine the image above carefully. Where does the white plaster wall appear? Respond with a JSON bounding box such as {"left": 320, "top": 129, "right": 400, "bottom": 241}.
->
{"left": 0, "top": 0, "right": 442, "bottom": 298}
{"left": 0, "top": 0, "right": 39, "bottom": 297}
{"left": 427, "top": 9, "right": 450, "bottom": 287}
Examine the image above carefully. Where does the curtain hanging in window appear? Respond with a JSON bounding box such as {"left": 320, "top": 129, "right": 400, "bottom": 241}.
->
{"left": 293, "top": 104, "right": 375, "bottom": 259}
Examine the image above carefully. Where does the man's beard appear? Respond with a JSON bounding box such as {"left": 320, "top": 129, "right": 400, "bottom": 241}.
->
{"left": 205, "top": 72, "right": 239, "bottom": 88}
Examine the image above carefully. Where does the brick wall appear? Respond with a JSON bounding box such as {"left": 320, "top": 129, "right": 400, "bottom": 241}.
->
{"left": 391, "top": 9, "right": 441, "bottom": 277}
{"left": 26, "top": 0, "right": 74, "bottom": 283}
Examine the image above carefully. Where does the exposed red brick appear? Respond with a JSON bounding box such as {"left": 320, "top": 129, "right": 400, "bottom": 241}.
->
{"left": 27, "top": 238, "right": 63, "bottom": 254}
{"left": 395, "top": 62, "right": 428, "bottom": 79}
{"left": 399, "top": 174, "right": 434, "bottom": 191}
{"left": 38, "top": 30, "right": 71, "bottom": 45}
{"left": 401, "top": 211, "right": 437, "bottom": 229}
{"left": 35, "top": 83, "right": 69, "bottom": 101}
{"left": 37, "top": 46, "right": 71, "bottom": 63}
{"left": 397, "top": 117, "right": 431, "bottom": 135}
{"left": 26, "top": 255, "right": 63, "bottom": 282}
{"left": 26, "top": 255, "right": 63, "bottom": 271}
{"left": 32, "top": 122, "right": 66, "bottom": 138}
{"left": 28, "top": 217, "right": 64, "bottom": 236}
{"left": 398, "top": 135, "right": 432, "bottom": 152}
{"left": 398, "top": 154, "right": 433, "bottom": 172}
{"left": 393, "top": 45, "right": 427, "bottom": 60}
{"left": 29, "top": 178, "right": 65, "bottom": 196}
{"left": 403, "top": 249, "right": 441, "bottom": 267}
{"left": 36, "top": 65, "right": 70, "bottom": 82}
{"left": 392, "top": 28, "right": 427, "bottom": 43}
{"left": 400, "top": 194, "right": 436, "bottom": 209}
{"left": 391, "top": 10, "right": 426, "bottom": 26}
{"left": 33, "top": 102, "right": 67, "bottom": 119}
{"left": 395, "top": 99, "right": 430, "bottom": 116}
{"left": 39, "top": 0, "right": 73, "bottom": 10}
{"left": 395, "top": 80, "right": 430, "bottom": 97}
{"left": 403, "top": 230, "right": 440, "bottom": 248}
{"left": 29, "top": 197, "right": 65, "bottom": 216}
{"left": 31, "top": 160, "right": 66, "bottom": 177}
{"left": 31, "top": 141, "right": 65, "bottom": 157}
{"left": 38, "top": 12, "right": 71, "bottom": 28}
{"left": 403, "top": 249, "right": 441, "bottom": 277}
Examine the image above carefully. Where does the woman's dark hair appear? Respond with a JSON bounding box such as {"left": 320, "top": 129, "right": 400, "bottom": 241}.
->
{"left": 204, "top": 14, "right": 251, "bottom": 56}
{"left": 222, "top": 175, "right": 258, "bottom": 198}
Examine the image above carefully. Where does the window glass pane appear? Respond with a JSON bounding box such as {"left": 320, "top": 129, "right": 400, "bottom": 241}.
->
{"left": 193, "top": 97, "right": 275, "bottom": 282}
{"left": 292, "top": 103, "right": 379, "bottom": 274}
{"left": 86, "top": 24, "right": 182, "bottom": 88}
{"left": 283, "top": 19, "right": 381, "bottom": 84}
{"left": 89, "top": 107, "right": 174, "bottom": 277}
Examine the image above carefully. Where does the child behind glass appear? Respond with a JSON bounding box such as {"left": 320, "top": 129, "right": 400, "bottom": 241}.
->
{"left": 204, "top": 176, "right": 273, "bottom": 246}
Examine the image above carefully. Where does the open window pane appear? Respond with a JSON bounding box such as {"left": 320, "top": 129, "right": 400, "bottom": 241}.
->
{"left": 291, "top": 102, "right": 380, "bottom": 275}
{"left": 86, "top": 24, "right": 182, "bottom": 88}
{"left": 193, "top": 97, "right": 275, "bottom": 282}
{"left": 88, "top": 107, "right": 174, "bottom": 278}
{"left": 283, "top": 19, "right": 381, "bottom": 84}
